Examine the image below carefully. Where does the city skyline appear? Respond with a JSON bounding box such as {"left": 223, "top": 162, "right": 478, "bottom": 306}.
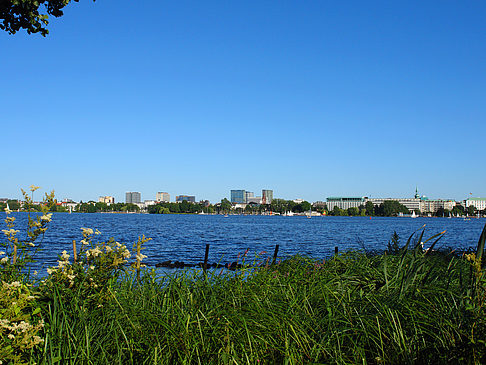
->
{"left": 0, "top": 185, "right": 483, "bottom": 206}
{"left": 1, "top": 1, "right": 485, "bottom": 202}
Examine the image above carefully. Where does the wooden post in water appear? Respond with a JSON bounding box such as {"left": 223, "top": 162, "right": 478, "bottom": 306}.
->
{"left": 72, "top": 240, "right": 77, "bottom": 263}
{"left": 272, "top": 244, "right": 279, "bottom": 265}
{"left": 203, "top": 244, "right": 210, "bottom": 271}
{"left": 12, "top": 245, "right": 17, "bottom": 265}
{"left": 334, "top": 246, "right": 339, "bottom": 255}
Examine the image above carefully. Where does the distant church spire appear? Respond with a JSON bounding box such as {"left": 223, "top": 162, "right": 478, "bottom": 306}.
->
{"left": 414, "top": 186, "right": 419, "bottom": 199}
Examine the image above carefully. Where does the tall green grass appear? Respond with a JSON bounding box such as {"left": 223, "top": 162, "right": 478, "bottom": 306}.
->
{"left": 31, "top": 238, "right": 486, "bottom": 364}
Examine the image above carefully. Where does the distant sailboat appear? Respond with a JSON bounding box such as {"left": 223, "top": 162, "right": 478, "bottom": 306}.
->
{"left": 411, "top": 211, "right": 417, "bottom": 218}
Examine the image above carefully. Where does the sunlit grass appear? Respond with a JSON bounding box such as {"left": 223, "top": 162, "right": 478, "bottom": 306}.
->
{"left": 31, "top": 246, "right": 486, "bottom": 364}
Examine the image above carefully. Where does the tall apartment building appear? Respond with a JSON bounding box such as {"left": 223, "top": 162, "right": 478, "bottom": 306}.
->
{"left": 125, "top": 192, "right": 141, "bottom": 204}
{"left": 466, "top": 198, "right": 486, "bottom": 211}
{"left": 230, "top": 190, "right": 246, "bottom": 204}
{"left": 245, "top": 191, "right": 254, "bottom": 202}
{"left": 156, "top": 192, "right": 170, "bottom": 203}
{"left": 98, "top": 196, "right": 115, "bottom": 204}
{"left": 262, "top": 189, "right": 273, "bottom": 204}
{"left": 419, "top": 199, "right": 456, "bottom": 213}
{"left": 176, "top": 195, "right": 196, "bottom": 203}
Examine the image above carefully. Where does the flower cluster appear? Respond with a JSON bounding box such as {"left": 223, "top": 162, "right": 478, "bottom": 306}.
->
{"left": 45, "top": 228, "right": 143, "bottom": 292}
{"left": 0, "top": 281, "right": 45, "bottom": 363}
{"left": 46, "top": 250, "right": 77, "bottom": 286}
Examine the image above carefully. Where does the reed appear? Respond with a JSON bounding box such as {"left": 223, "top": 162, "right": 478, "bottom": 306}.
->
{"left": 31, "top": 233, "right": 486, "bottom": 364}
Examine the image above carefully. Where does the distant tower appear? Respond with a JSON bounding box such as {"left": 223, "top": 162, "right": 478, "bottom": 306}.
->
{"left": 414, "top": 186, "right": 419, "bottom": 199}
{"left": 262, "top": 189, "right": 273, "bottom": 205}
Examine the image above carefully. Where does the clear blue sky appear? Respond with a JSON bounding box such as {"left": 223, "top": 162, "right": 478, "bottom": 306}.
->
{"left": 1, "top": 0, "right": 485, "bottom": 203}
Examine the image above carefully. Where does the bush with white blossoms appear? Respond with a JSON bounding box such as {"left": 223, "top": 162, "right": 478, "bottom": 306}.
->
{"left": 0, "top": 281, "right": 44, "bottom": 364}
{"left": 44, "top": 228, "right": 151, "bottom": 305}
{"left": 1, "top": 186, "right": 54, "bottom": 281}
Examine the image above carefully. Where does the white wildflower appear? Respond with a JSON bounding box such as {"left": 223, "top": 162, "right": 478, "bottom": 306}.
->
{"left": 81, "top": 227, "right": 94, "bottom": 236}
{"left": 40, "top": 213, "right": 52, "bottom": 222}
{"left": 16, "top": 321, "right": 32, "bottom": 332}
{"left": 0, "top": 251, "right": 5, "bottom": 256}
{"left": 33, "top": 335, "right": 44, "bottom": 344}
{"left": 2, "top": 229, "right": 19, "bottom": 236}
{"left": 61, "top": 250, "right": 70, "bottom": 261}
{"left": 90, "top": 247, "right": 102, "bottom": 257}
{"left": 0, "top": 257, "right": 8, "bottom": 264}
{"left": 7, "top": 334, "right": 15, "bottom": 340}
{"left": 105, "top": 246, "right": 113, "bottom": 253}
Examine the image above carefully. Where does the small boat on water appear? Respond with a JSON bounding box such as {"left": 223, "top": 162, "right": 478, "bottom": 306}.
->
{"left": 411, "top": 211, "right": 417, "bottom": 218}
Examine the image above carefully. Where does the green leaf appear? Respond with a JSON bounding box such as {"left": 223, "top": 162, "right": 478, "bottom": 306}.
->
{"left": 476, "top": 223, "right": 486, "bottom": 264}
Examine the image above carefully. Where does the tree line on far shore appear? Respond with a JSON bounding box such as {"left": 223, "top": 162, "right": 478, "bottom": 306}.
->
{"left": 0, "top": 198, "right": 481, "bottom": 217}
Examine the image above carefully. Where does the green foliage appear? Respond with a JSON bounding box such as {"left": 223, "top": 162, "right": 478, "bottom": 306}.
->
{"left": 331, "top": 205, "right": 346, "bottom": 216}
{"left": 347, "top": 206, "right": 360, "bottom": 216}
{"left": 220, "top": 198, "right": 232, "bottom": 213}
{"left": 0, "top": 0, "right": 95, "bottom": 36}
{"left": 476, "top": 223, "right": 486, "bottom": 264}
{"left": 374, "top": 200, "right": 410, "bottom": 216}
{"left": 386, "top": 231, "right": 400, "bottom": 254}
{"left": 29, "top": 242, "right": 486, "bottom": 364}
{"left": 453, "top": 204, "right": 465, "bottom": 216}
{"left": 1, "top": 187, "right": 53, "bottom": 281}
{"left": 147, "top": 201, "right": 206, "bottom": 214}
{"left": 0, "top": 281, "right": 44, "bottom": 364}
{"left": 365, "top": 201, "right": 375, "bottom": 216}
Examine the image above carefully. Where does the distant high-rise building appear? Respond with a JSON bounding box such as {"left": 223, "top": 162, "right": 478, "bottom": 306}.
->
{"left": 126, "top": 192, "right": 141, "bottom": 204}
{"left": 262, "top": 189, "right": 273, "bottom": 204}
{"left": 231, "top": 190, "right": 246, "bottom": 204}
{"left": 98, "top": 196, "right": 115, "bottom": 204}
{"left": 156, "top": 192, "right": 170, "bottom": 202}
{"left": 176, "top": 195, "right": 196, "bottom": 203}
{"left": 245, "top": 191, "right": 254, "bottom": 202}
{"left": 247, "top": 196, "right": 262, "bottom": 204}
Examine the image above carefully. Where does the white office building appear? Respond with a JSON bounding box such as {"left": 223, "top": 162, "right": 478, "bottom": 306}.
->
{"left": 326, "top": 197, "right": 365, "bottom": 210}
{"left": 156, "top": 192, "right": 170, "bottom": 202}
{"left": 466, "top": 198, "right": 486, "bottom": 211}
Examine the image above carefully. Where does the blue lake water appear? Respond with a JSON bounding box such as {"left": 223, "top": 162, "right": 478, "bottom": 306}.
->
{"left": 2, "top": 213, "right": 485, "bottom": 271}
